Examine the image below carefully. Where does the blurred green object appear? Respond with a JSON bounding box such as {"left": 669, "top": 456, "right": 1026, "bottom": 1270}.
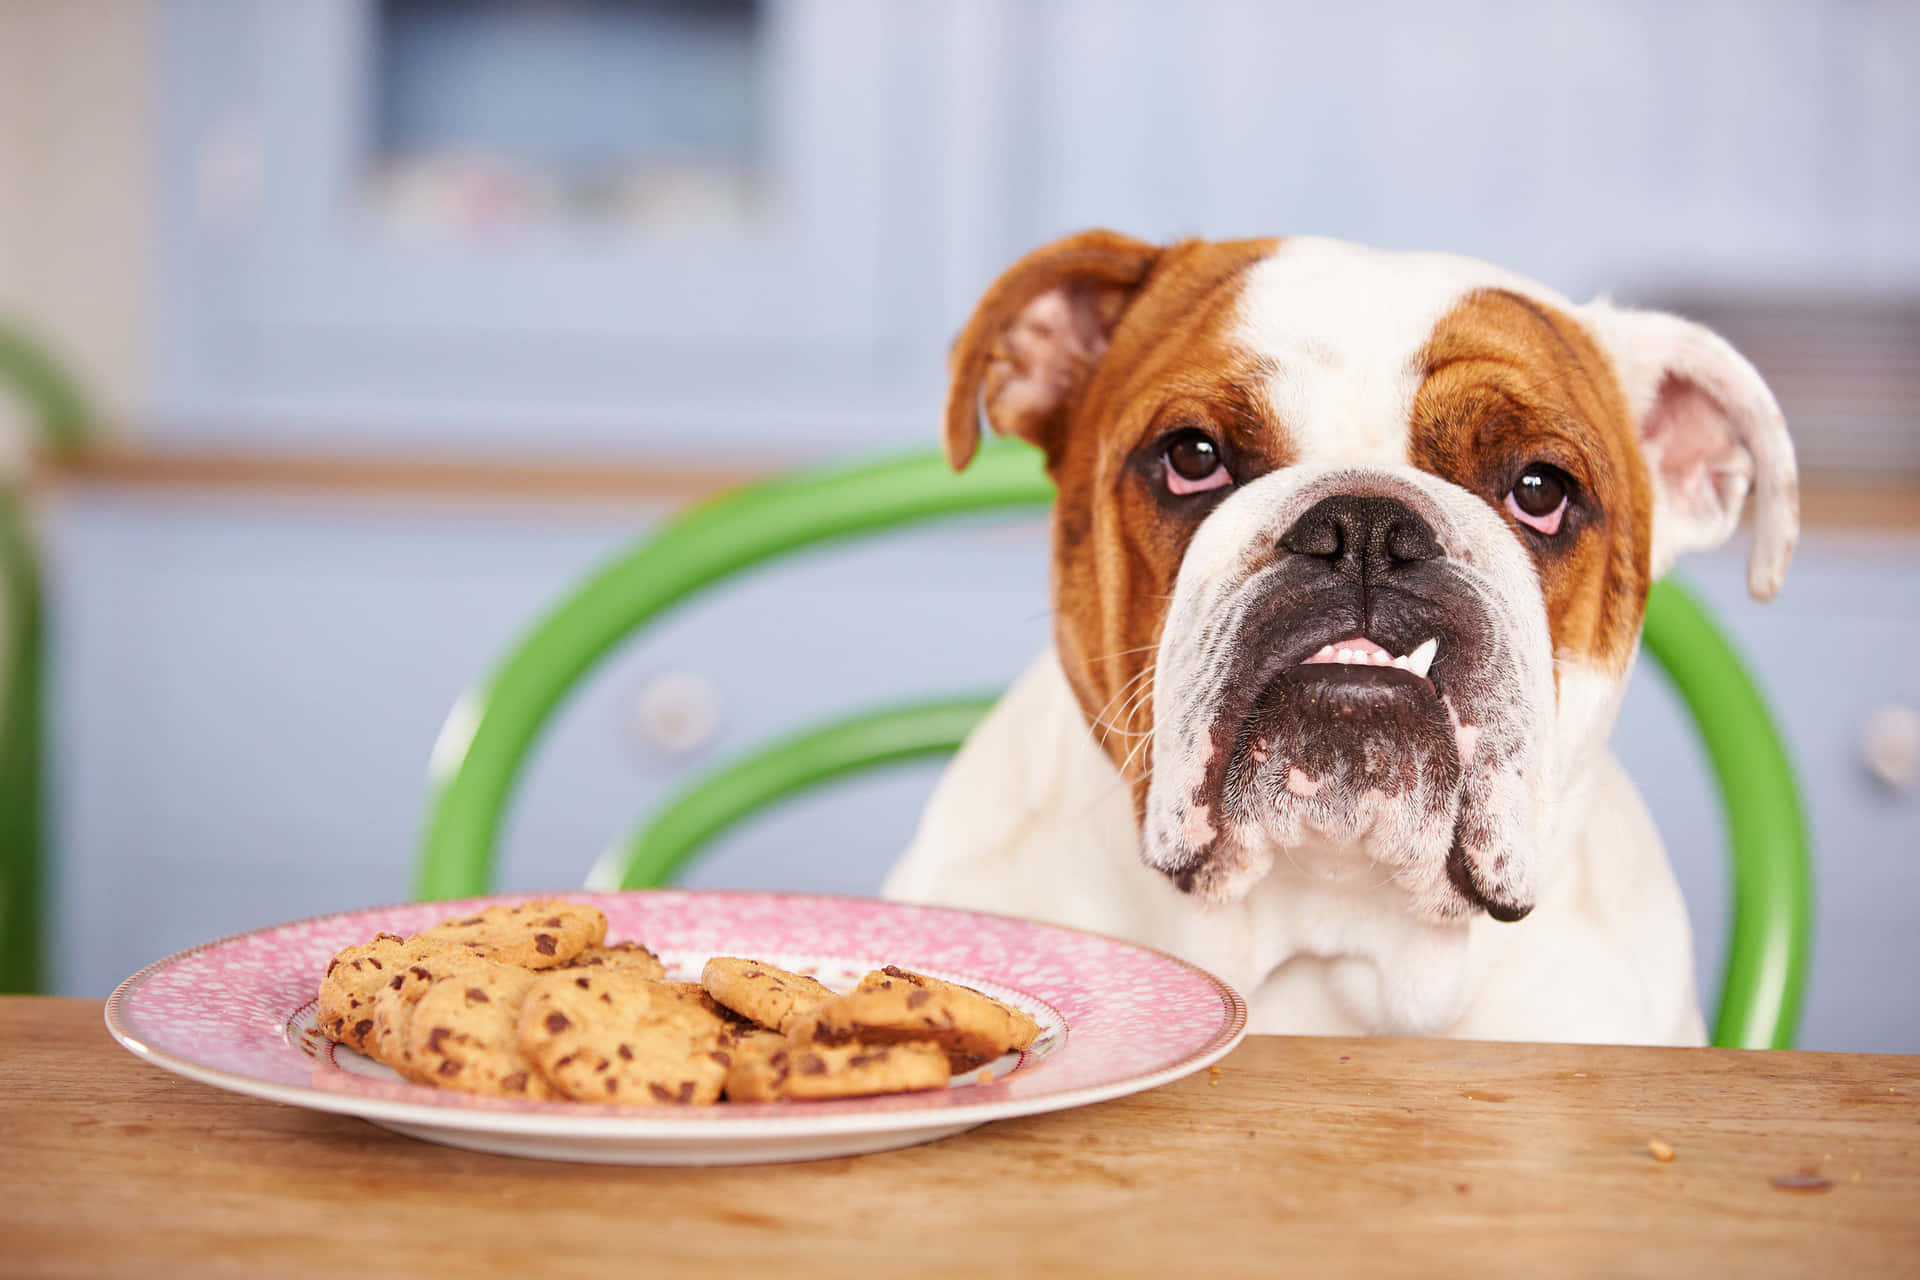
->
{"left": 417, "top": 441, "right": 1811, "bottom": 1049}
{"left": 0, "top": 322, "right": 92, "bottom": 993}
{"left": 1641, "top": 584, "right": 1812, "bottom": 1050}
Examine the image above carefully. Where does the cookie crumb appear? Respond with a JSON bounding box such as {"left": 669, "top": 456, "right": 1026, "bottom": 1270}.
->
{"left": 977, "top": 1069, "right": 993, "bottom": 1085}
{"left": 1648, "top": 1139, "right": 1675, "bottom": 1163}
{"left": 1208, "top": 1064, "right": 1222, "bottom": 1086}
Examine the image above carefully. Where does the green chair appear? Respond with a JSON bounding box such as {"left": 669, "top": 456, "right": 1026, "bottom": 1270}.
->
{"left": 417, "top": 442, "right": 1812, "bottom": 1050}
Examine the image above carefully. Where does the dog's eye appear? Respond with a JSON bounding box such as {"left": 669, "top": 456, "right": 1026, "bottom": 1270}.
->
{"left": 1505, "top": 463, "right": 1571, "bottom": 535}
{"left": 1162, "top": 430, "right": 1232, "bottom": 495}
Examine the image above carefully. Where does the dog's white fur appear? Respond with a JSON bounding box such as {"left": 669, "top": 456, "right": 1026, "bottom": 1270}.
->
{"left": 884, "top": 237, "right": 1792, "bottom": 1045}
{"left": 885, "top": 649, "right": 1705, "bottom": 1043}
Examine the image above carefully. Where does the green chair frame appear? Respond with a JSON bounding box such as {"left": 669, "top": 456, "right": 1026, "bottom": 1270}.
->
{"left": 418, "top": 442, "right": 1812, "bottom": 1050}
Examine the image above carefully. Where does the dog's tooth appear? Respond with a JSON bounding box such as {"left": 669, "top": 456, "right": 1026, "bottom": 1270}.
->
{"left": 1338, "top": 648, "right": 1358, "bottom": 664}
{"left": 1315, "top": 645, "right": 1335, "bottom": 661}
{"left": 1406, "top": 638, "right": 1439, "bottom": 679}
{"left": 1392, "top": 655, "right": 1409, "bottom": 670}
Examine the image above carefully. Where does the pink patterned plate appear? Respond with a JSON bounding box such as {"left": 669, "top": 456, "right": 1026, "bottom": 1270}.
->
{"left": 107, "top": 890, "right": 1245, "bottom": 1165}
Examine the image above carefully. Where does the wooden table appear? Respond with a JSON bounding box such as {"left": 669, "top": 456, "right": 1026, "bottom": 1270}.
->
{"left": 3, "top": 998, "right": 1915, "bottom": 1277}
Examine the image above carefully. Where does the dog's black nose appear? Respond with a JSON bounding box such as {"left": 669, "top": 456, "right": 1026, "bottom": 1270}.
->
{"left": 1279, "top": 495, "right": 1441, "bottom": 578}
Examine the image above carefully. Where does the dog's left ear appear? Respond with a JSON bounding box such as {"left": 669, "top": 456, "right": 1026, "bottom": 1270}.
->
{"left": 1582, "top": 302, "right": 1800, "bottom": 601}
{"left": 943, "top": 229, "right": 1164, "bottom": 472}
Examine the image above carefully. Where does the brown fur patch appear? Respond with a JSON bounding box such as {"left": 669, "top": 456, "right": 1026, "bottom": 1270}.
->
{"left": 1044, "top": 239, "right": 1283, "bottom": 813}
{"left": 1410, "top": 289, "right": 1653, "bottom": 672}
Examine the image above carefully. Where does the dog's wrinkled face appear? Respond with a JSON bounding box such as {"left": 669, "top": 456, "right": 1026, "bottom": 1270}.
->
{"left": 945, "top": 233, "right": 1797, "bottom": 923}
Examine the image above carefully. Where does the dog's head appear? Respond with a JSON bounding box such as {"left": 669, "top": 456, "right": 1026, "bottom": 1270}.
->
{"left": 946, "top": 231, "right": 1796, "bottom": 922}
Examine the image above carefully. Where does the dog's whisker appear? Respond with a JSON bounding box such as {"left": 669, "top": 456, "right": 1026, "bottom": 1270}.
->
{"left": 1086, "top": 668, "right": 1157, "bottom": 742}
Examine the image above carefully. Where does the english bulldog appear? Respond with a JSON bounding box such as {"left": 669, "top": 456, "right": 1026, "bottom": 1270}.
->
{"left": 882, "top": 231, "right": 1797, "bottom": 1045}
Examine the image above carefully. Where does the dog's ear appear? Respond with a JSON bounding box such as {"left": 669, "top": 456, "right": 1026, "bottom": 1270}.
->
{"left": 944, "top": 229, "right": 1164, "bottom": 471}
{"left": 1582, "top": 302, "right": 1799, "bottom": 601}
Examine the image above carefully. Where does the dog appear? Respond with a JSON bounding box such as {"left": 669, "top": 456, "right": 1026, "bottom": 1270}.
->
{"left": 883, "top": 231, "right": 1797, "bottom": 1045}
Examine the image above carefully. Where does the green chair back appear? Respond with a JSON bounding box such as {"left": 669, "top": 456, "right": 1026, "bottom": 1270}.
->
{"left": 417, "top": 442, "right": 1812, "bottom": 1050}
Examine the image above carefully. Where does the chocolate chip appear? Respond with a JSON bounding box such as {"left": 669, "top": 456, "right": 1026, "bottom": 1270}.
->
{"left": 545, "top": 1012, "right": 570, "bottom": 1033}
{"left": 770, "top": 1051, "right": 788, "bottom": 1069}
{"left": 534, "top": 934, "right": 557, "bottom": 956}
{"left": 438, "top": 1060, "right": 461, "bottom": 1077}
{"left": 466, "top": 987, "right": 489, "bottom": 1003}
{"left": 800, "top": 1054, "right": 827, "bottom": 1075}
{"left": 618, "top": 1045, "right": 634, "bottom": 1061}
{"left": 427, "top": 1027, "right": 451, "bottom": 1050}
{"left": 503, "top": 1072, "right": 528, "bottom": 1093}
{"left": 883, "top": 965, "right": 913, "bottom": 980}
{"left": 676, "top": 1082, "right": 694, "bottom": 1103}
{"left": 907, "top": 990, "right": 932, "bottom": 1008}
{"left": 708, "top": 1051, "right": 731, "bottom": 1067}
{"left": 649, "top": 1083, "right": 673, "bottom": 1101}
{"left": 459, "top": 915, "right": 485, "bottom": 925}
{"left": 410, "top": 965, "right": 430, "bottom": 980}
{"left": 556, "top": 1053, "right": 577, "bottom": 1068}
{"left": 368, "top": 958, "right": 383, "bottom": 970}
{"left": 599, "top": 993, "right": 612, "bottom": 1004}
{"left": 352, "top": 1019, "right": 373, "bottom": 1039}
{"left": 542, "top": 916, "right": 563, "bottom": 926}
{"left": 350, "top": 960, "right": 363, "bottom": 971}
{"left": 607, "top": 1079, "right": 619, "bottom": 1094}
{"left": 388, "top": 975, "right": 405, "bottom": 990}
{"left": 575, "top": 977, "right": 591, "bottom": 989}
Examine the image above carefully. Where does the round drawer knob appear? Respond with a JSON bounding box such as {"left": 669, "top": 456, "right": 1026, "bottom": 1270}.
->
{"left": 1862, "top": 703, "right": 1919, "bottom": 794}
{"left": 631, "top": 671, "right": 720, "bottom": 758}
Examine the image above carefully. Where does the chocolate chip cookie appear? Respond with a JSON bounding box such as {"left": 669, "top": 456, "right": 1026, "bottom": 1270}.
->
{"left": 518, "top": 969, "right": 731, "bottom": 1104}
{"left": 318, "top": 933, "right": 479, "bottom": 1052}
{"left": 725, "top": 1032, "right": 950, "bottom": 1102}
{"left": 365, "top": 950, "right": 481, "bottom": 1079}
{"left": 700, "top": 957, "right": 837, "bottom": 1034}
{"left": 414, "top": 899, "right": 606, "bottom": 969}
{"left": 563, "top": 940, "right": 666, "bottom": 978}
{"left": 404, "top": 959, "right": 557, "bottom": 1099}
{"left": 786, "top": 965, "right": 1040, "bottom": 1070}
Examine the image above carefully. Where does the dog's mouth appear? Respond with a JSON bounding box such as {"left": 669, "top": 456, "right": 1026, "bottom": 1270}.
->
{"left": 1297, "top": 634, "right": 1438, "bottom": 682}
{"left": 1230, "top": 633, "right": 1457, "bottom": 792}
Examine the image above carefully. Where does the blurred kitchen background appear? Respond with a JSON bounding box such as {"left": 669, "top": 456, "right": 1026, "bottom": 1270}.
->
{"left": 0, "top": 1, "right": 1914, "bottom": 1049}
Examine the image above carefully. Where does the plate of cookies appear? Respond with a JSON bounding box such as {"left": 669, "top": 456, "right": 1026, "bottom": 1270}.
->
{"left": 106, "top": 890, "right": 1246, "bottom": 1164}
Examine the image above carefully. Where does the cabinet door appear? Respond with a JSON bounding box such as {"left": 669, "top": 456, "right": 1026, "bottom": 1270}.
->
{"left": 45, "top": 493, "right": 1049, "bottom": 997}
{"left": 154, "top": 0, "right": 1009, "bottom": 455}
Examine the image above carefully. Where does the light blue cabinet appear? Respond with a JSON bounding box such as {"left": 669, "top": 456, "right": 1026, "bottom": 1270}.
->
{"left": 155, "top": 0, "right": 1008, "bottom": 455}
{"left": 45, "top": 491, "right": 1920, "bottom": 1052}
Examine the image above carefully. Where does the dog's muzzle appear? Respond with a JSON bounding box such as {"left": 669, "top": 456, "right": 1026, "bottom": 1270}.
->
{"left": 1145, "top": 468, "right": 1556, "bottom": 922}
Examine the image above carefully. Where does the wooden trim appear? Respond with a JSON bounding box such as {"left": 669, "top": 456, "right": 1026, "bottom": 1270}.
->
{"left": 31, "top": 445, "right": 1920, "bottom": 529}
{"left": 33, "top": 444, "right": 791, "bottom": 508}
{"left": 1795, "top": 476, "right": 1920, "bottom": 532}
